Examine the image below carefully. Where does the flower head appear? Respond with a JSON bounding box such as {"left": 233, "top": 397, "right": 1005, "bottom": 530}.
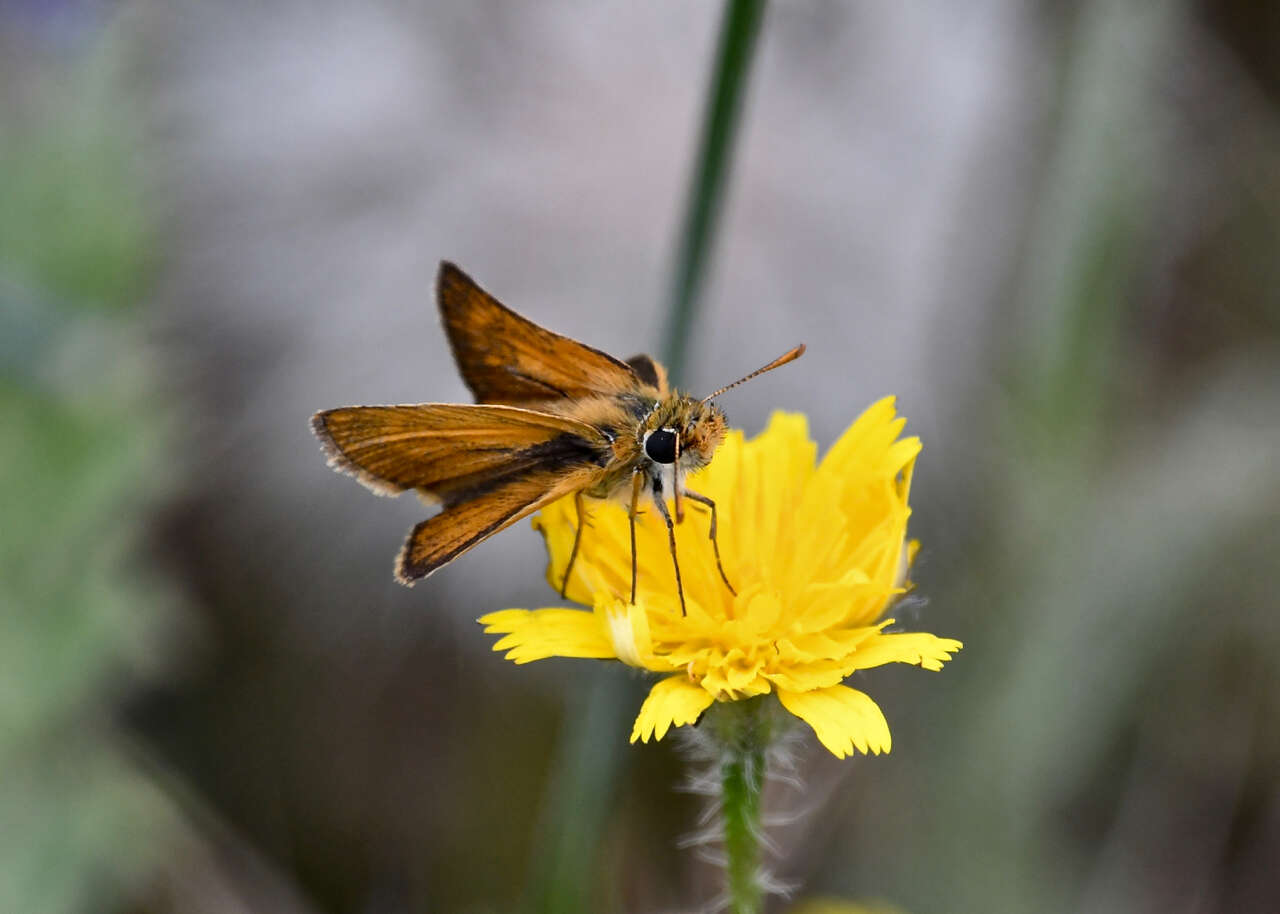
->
{"left": 479, "top": 398, "right": 961, "bottom": 757}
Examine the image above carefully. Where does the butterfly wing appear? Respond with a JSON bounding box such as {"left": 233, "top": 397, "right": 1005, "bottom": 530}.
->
{"left": 312, "top": 403, "right": 611, "bottom": 499}
{"left": 438, "top": 262, "right": 649, "bottom": 403}
{"left": 624, "top": 354, "right": 669, "bottom": 395}
{"left": 394, "top": 464, "right": 598, "bottom": 583}
{"left": 312, "top": 403, "right": 615, "bottom": 583}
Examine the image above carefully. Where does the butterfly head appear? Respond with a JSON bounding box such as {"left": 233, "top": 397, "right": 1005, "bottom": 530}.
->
{"left": 641, "top": 397, "right": 727, "bottom": 474}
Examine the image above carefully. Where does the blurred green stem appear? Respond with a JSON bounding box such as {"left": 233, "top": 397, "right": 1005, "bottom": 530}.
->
{"left": 722, "top": 747, "right": 765, "bottom": 914}
{"left": 527, "top": 668, "right": 635, "bottom": 914}
{"left": 528, "top": 4, "right": 766, "bottom": 910}
{"left": 661, "top": 0, "right": 767, "bottom": 380}
{"left": 706, "top": 698, "right": 770, "bottom": 914}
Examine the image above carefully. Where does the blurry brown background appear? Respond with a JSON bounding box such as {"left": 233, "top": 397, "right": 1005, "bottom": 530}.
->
{"left": 2, "top": 1, "right": 1278, "bottom": 912}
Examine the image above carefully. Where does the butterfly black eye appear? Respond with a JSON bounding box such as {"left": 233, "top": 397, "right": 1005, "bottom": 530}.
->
{"left": 644, "top": 428, "right": 678, "bottom": 464}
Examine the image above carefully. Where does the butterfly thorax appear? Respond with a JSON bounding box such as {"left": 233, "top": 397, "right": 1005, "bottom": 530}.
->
{"left": 542, "top": 392, "right": 724, "bottom": 500}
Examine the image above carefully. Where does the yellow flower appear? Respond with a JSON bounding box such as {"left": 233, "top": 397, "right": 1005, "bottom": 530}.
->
{"left": 479, "top": 398, "right": 961, "bottom": 758}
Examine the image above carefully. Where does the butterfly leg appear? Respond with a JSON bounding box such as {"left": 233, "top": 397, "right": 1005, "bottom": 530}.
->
{"left": 560, "top": 490, "right": 587, "bottom": 599}
{"left": 628, "top": 470, "right": 643, "bottom": 604}
{"left": 651, "top": 478, "right": 688, "bottom": 616}
{"left": 682, "top": 488, "right": 736, "bottom": 597}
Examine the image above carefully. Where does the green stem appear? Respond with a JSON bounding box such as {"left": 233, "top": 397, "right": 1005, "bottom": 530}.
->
{"left": 661, "top": 0, "right": 767, "bottom": 380}
{"left": 722, "top": 736, "right": 766, "bottom": 913}
{"left": 525, "top": 6, "right": 767, "bottom": 909}
{"left": 706, "top": 697, "right": 771, "bottom": 914}
{"left": 527, "top": 671, "right": 639, "bottom": 914}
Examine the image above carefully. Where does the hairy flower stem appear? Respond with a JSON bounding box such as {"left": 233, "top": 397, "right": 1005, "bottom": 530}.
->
{"left": 722, "top": 740, "right": 766, "bottom": 913}
{"left": 705, "top": 697, "right": 772, "bottom": 914}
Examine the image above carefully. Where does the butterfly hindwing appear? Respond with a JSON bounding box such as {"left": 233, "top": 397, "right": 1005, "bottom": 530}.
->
{"left": 624, "top": 354, "right": 669, "bottom": 394}
{"left": 394, "top": 464, "right": 599, "bottom": 583}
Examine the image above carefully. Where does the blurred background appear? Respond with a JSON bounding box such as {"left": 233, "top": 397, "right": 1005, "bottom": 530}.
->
{"left": 3, "top": 1, "right": 1278, "bottom": 912}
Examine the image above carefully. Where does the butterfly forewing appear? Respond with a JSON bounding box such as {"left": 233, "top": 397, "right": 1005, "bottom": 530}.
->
{"left": 438, "top": 262, "right": 645, "bottom": 403}
{"left": 312, "top": 403, "right": 612, "bottom": 501}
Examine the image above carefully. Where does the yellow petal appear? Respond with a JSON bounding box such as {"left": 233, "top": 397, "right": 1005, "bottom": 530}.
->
{"left": 788, "top": 399, "right": 918, "bottom": 606}
{"left": 630, "top": 675, "right": 715, "bottom": 743}
{"left": 844, "top": 631, "right": 963, "bottom": 672}
{"left": 706, "top": 413, "right": 815, "bottom": 586}
{"left": 478, "top": 608, "right": 614, "bottom": 664}
{"left": 779, "top": 621, "right": 889, "bottom": 662}
{"left": 777, "top": 685, "right": 892, "bottom": 758}
{"left": 815, "top": 396, "right": 903, "bottom": 481}
{"left": 532, "top": 500, "right": 601, "bottom": 606}
{"left": 701, "top": 656, "right": 772, "bottom": 700}
{"left": 594, "top": 595, "right": 655, "bottom": 669}
{"left": 763, "top": 659, "right": 848, "bottom": 693}
{"left": 747, "top": 412, "right": 817, "bottom": 561}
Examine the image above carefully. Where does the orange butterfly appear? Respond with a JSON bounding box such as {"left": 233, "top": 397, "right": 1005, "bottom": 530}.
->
{"left": 312, "top": 262, "right": 803, "bottom": 612}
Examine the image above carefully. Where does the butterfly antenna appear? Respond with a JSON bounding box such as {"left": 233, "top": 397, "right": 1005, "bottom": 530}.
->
{"left": 702, "top": 344, "right": 806, "bottom": 403}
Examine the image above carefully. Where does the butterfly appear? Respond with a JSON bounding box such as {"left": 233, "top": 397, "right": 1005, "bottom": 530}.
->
{"left": 311, "top": 262, "right": 803, "bottom": 613}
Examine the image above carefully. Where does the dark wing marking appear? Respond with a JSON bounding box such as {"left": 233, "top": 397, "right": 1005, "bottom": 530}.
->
{"left": 624, "top": 354, "right": 668, "bottom": 394}
{"left": 395, "top": 465, "right": 599, "bottom": 583}
{"left": 438, "top": 262, "right": 642, "bottom": 403}
{"left": 311, "top": 403, "right": 610, "bottom": 499}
